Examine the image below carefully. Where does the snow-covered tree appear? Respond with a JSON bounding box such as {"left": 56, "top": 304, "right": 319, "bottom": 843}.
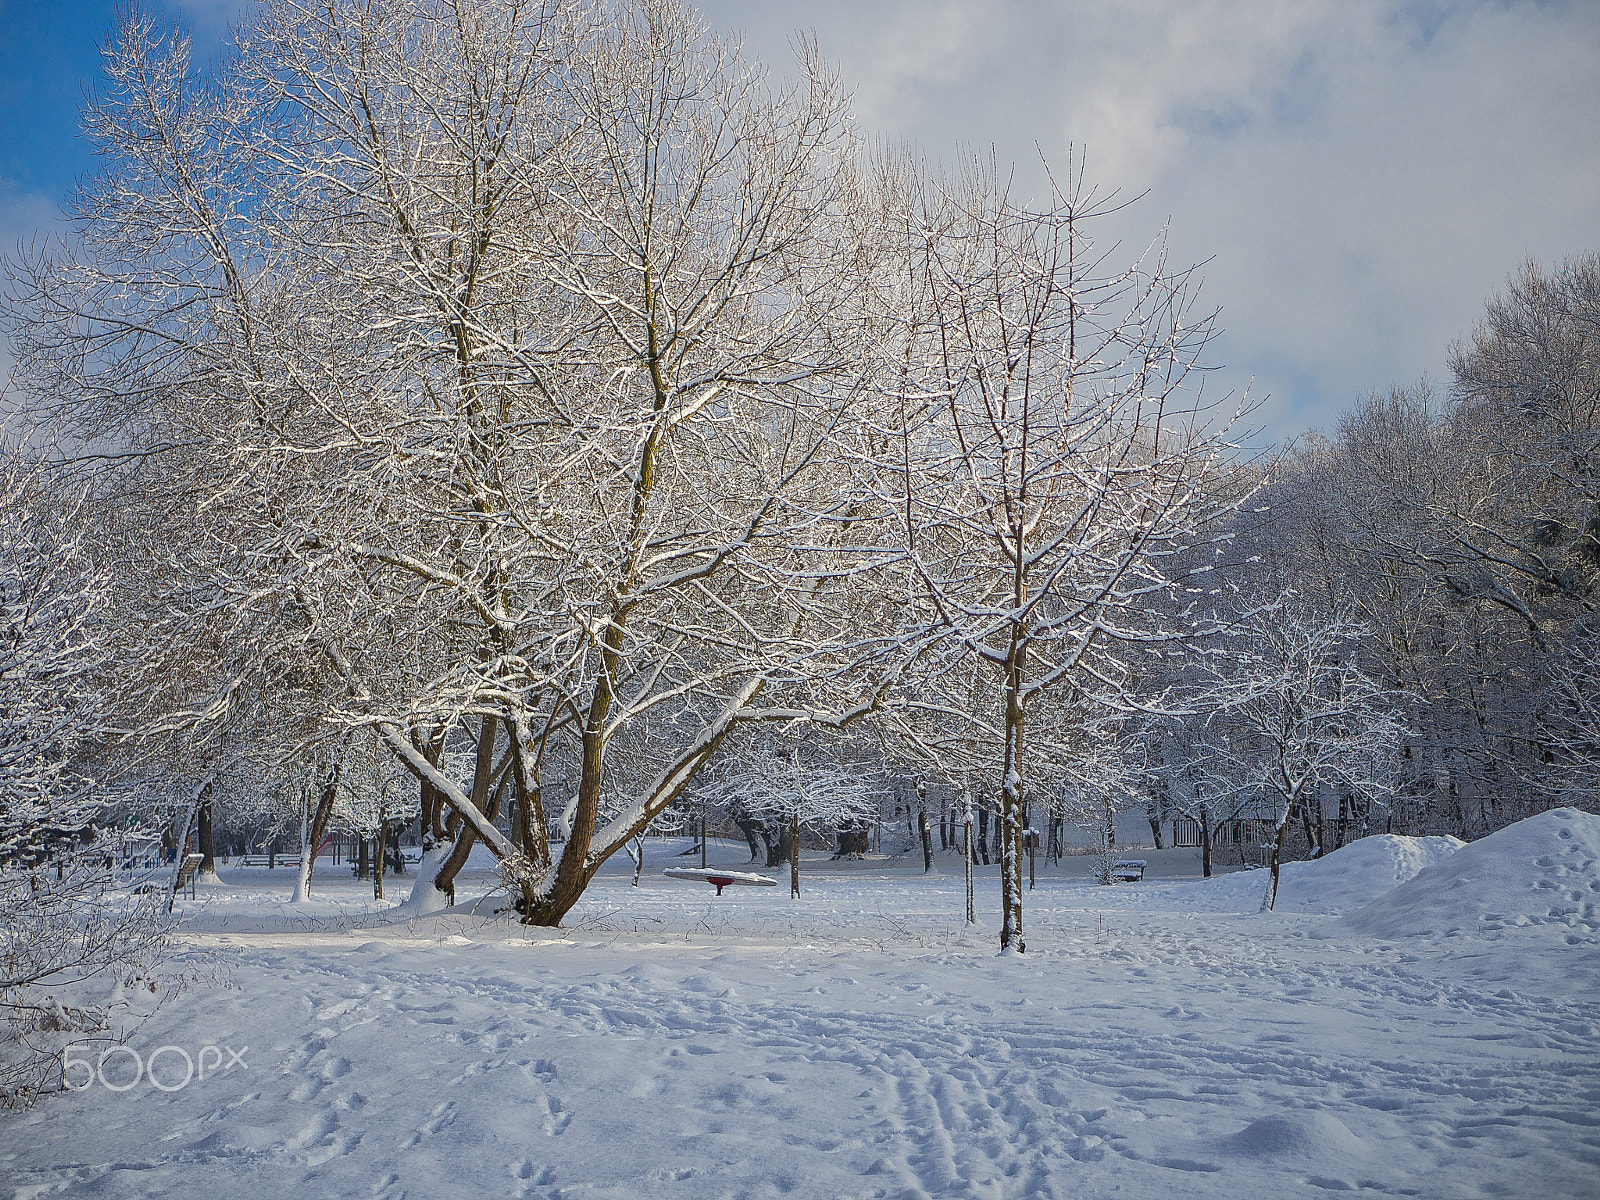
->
{"left": 331, "top": 737, "right": 416, "bottom": 898}
{"left": 0, "top": 445, "right": 176, "bottom": 1106}
{"left": 0, "top": 865, "right": 172, "bottom": 1107}
{"left": 3, "top": 0, "right": 901, "bottom": 927}
{"left": 700, "top": 742, "right": 885, "bottom": 896}
{"left": 1183, "top": 594, "right": 1403, "bottom": 910}
{"left": 0, "top": 448, "right": 109, "bottom": 867}
{"left": 853, "top": 156, "right": 1245, "bottom": 949}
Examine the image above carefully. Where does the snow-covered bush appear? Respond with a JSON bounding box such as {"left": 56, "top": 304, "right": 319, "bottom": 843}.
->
{"left": 0, "top": 864, "right": 173, "bottom": 1107}
{"left": 0, "top": 450, "right": 107, "bottom": 868}
{"left": 0, "top": 448, "right": 179, "bottom": 1105}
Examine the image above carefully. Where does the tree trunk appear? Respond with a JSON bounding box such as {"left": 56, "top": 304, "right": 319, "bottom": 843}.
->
{"left": 976, "top": 805, "right": 990, "bottom": 866}
{"left": 1000, "top": 639, "right": 1025, "bottom": 953}
{"left": 292, "top": 787, "right": 312, "bottom": 903}
{"left": 303, "top": 756, "right": 343, "bottom": 896}
{"left": 413, "top": 722, "right": 449, "bottom": 845}
{"left": 790, "top": 811, "right": 800, "bottom": 898}
{"left": 433, "top": 715, "right": 501, "bottom": 903}
{"left": 834, "top": 821, "right": 869, "bottom": 857}
{"left": 760, "top": 825, "right": 780, "bottom": 868}
{"left": 196, "top": 784, "right": 216, "bottom": 880}
{"left": 1300, "top": 794, "right": 1323, "bottom": 859}
{"left": 1200, "top": 799, "right": 1213, "bottom": 879}
{"left": 515, "top": 668, "right": 766, "bottom": 928}
{"left": 735, "top": 815, "right": 766, "bottom": 863}
{"left": 919, "top": 806, "right": 933, "bottom": 873}
{"left": 505, "top": 713, "right": 548, "bottom": 918}
{"left": 1263, "top": 797, "right": 1297, "bottom": 911}
{"left": 1147, "top": 813, "right": 1165, "bottom": 849}
{"left": 374, "top": 813, "right": 386, "bottom": 901}
{"left": 963, "top": 797, "right": 975, "bottom": 923}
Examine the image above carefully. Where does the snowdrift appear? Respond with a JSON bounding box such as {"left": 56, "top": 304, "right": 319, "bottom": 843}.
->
{"left": 1174, "top": 832, "right": 1462, "bottom": 915}
{"left": 1335, "top": 807, "right": 1600, "bottom": 939}
{"left": 397, "top": 845, "right": 454, "bottom": 915}
{"left": 1220, "top": 1111, "right": 1367, "bottom": 1161}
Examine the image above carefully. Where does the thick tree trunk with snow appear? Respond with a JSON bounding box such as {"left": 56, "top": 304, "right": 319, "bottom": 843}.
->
{"left": 292, "top": 792, "right": 312, "bottom": 905}
{"left": 196, "top": 789, "right": 216, "bottom": 881}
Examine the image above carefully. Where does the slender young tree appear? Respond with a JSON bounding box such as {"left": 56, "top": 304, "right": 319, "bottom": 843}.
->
{"left": 855, "top": 156, "right": 1244, "bottom": 949}
{"left": 1183, "top": 594, "right": 1403, "bottom": 910}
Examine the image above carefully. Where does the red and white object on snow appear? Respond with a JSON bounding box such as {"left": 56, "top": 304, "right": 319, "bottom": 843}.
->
{"left": 662, "top": 867, "right": 778, "bottom": 895}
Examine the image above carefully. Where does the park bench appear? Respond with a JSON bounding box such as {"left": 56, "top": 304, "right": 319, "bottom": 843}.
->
{"left": 1112, "top": 859, "right": 1147, "bottom": 882}
{"left": 172, "top": 853, "right": 203, "bottom": 898}
{"left": 239, "top": 854, "right": 302, "bottom": 868}
{"left": 165, "top": 852, "right": 204, "bottom": 911}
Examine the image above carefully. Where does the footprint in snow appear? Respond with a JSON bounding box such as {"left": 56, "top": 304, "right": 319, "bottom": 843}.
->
{"left": 404, "top": 1099, "right": 458, "bottom": 1146}
{"left": 539, "top": 1095, "right": 571, "bottom": 1137}
{"left": 287, "top": 1034, "right": 329, "bottom": 1070}
{"left": 321, "top": 1055, "right": 352, "bottom": 1080}
{"left": 512, "top": 1160, "right": 556, "bottom": 1190}
{"left": 286, "top": 1110, "right": 337, "bottom": 1152}
{"left": 288, "top": 1076, "right": 326, "bottom": 1103}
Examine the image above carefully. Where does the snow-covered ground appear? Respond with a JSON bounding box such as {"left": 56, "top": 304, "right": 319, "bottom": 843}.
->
{"left": 4, "top": 813, "right": 1598, "bottom": 1199}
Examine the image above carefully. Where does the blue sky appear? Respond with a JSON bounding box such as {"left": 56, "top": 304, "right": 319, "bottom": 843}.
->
{"left": 0, "top": 2, "right": 238, "bottom": 193}
{"left": 0, "top": 0, "right": 107, "bottom": 196}
{"left": 3, "top": 1, "right": 1597, "bottom": 445}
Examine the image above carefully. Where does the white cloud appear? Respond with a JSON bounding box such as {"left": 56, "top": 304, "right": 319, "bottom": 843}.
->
{"left": 696, "top": 0, "right": 1600, "bottom": 441}
{"left": 6, "top": 0, "right": 1595, "bottom": 445}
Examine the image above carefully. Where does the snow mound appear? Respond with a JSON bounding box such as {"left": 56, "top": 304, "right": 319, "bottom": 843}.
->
{"left": 1336, "top": 807, "right": 1600, "bottom": 939}
{"left": 1220, "top": 1111, "right": 1365, "bottom": 1160}
{"left": 398, "top": 847, "right": 453, "bottom": 915}
{"left": 1174, "top": 832, "right": 1463, "bottom": 915}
